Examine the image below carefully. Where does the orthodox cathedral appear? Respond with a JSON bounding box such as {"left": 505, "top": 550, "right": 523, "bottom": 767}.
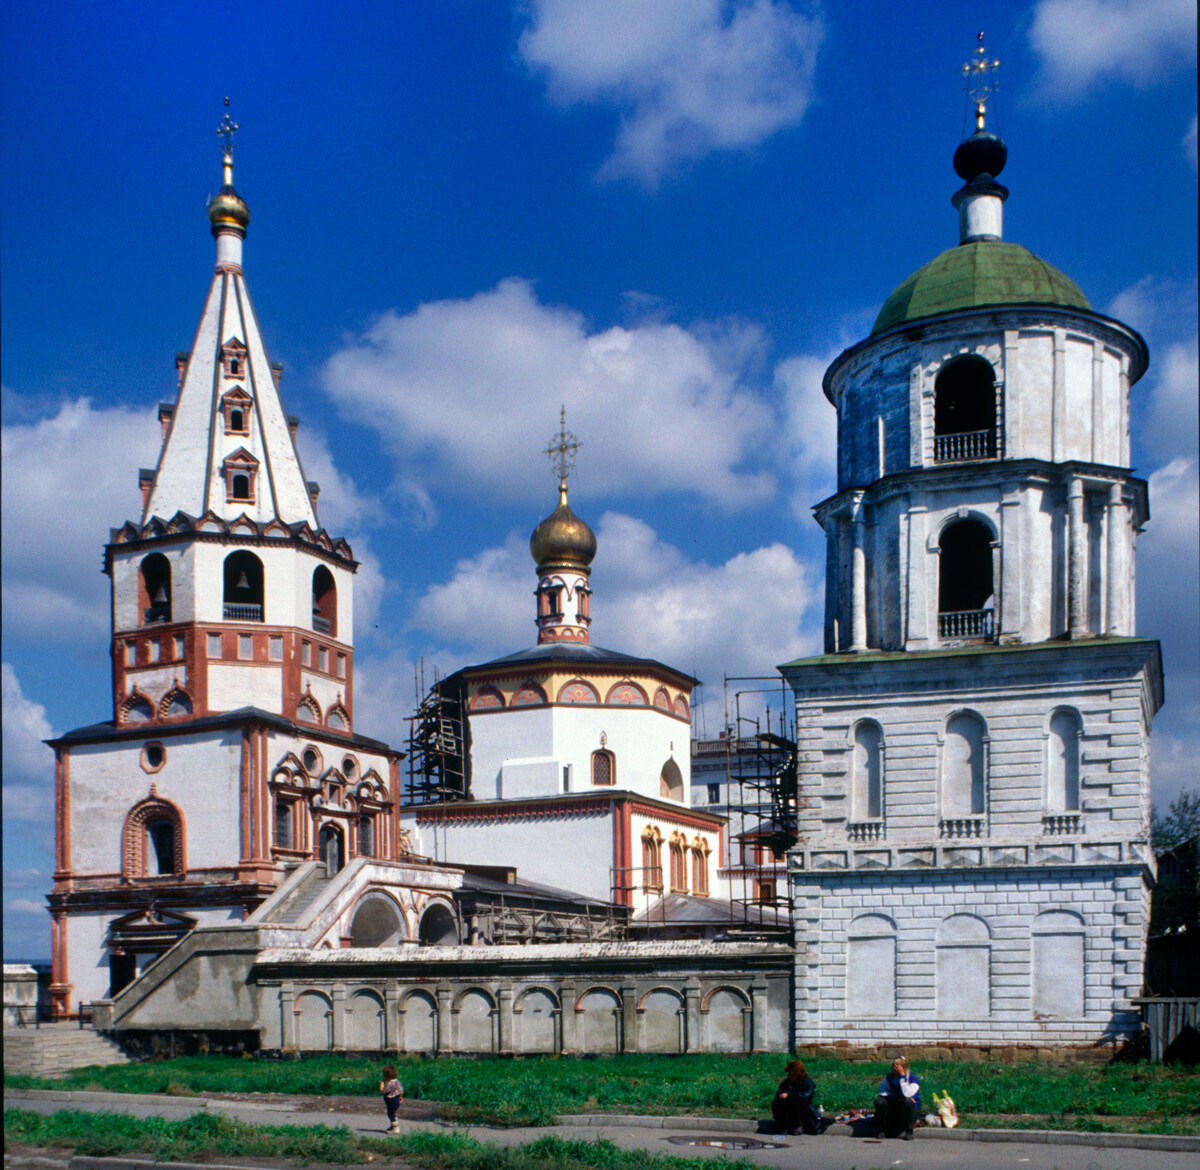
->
{"left": 44, "top": 44, "right": 1161, "bottom": 1057}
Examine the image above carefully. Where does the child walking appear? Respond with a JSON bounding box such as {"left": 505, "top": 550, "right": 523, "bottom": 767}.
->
{"left": 379, "top": 1064, "right": 404, "bottom": 1134}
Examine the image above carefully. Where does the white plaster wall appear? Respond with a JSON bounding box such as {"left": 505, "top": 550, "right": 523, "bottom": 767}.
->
{"left": 66, "top": 914, "right": 113, "bottom": 1005}
{"left": 498, "top": 759, "right": 562, "bottom": 799}
{"left": 209, "top": 664, "right": 284, "bottom": 713}
{"left": 291, "top": 556, "right": 355, "bottom": 646}
{"left": 69, "top": 731, "right": 244, "bottom": 875}
{"left": 469, "top": 705, "right": 689, "bottom": 805}
{"left": 406, "top": 812, "right": 615, "bottom": 903}
{"left": 111, "top": 544, "right": 196, "bottom": 633}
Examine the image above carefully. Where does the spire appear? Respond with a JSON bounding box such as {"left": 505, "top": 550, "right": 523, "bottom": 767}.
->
{"left": 208, "top": 99, "right": 250, "bottom": 272}
{"left": 142, "top": 114, "right": 318, "bottom": 529}
{"left": 951, "top": 34, "right": 1008, "bottom": 244}
{"left": 530, "top": 408, "right": 596, "bottom": 644}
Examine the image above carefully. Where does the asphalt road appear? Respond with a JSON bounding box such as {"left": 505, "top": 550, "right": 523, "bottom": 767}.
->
{"left": 5, "top": 1088, "right": 1198, "bottom": 1170}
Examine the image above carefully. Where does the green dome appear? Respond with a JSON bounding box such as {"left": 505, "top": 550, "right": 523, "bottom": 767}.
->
{"left": 871, "top": 240, "right": 1089, "bottom": 336}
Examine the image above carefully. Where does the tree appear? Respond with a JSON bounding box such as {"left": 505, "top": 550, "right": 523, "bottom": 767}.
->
{"left": 1151, "top": 789, "right": 1200, "bottom": 851}
{"left": 1150, "top": 788, "right": 1199, "bottom": 936}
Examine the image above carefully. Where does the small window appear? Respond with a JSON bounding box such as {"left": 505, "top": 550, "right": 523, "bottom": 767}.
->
{"left": 757, "top": 880, "right": 777, "bottom": 906}
{"left": 231, "top": 473, "right": 251, "bottom": 501}
{"left": 343, "top": 757, "right": 357, "bottom": 780}
{"left": 147, "top": 821, "right": 176, "bottom": 875}
{"left": 301, "top": 641, "right": 311, "bottom": 666}
{"left": 148, "top": 639, "right": 161, "bottom": 663}
{"left": 563, "top": 766, "right": 571, "bottom": 793}
{"left": 358, "top": 815, "right": 374, "bottom": 859}
{"left": 238, "top": 633, "right": 253, "bottom": 660}
{"left": 207, "top": 632, "right": 223, "bottom": 658}
{"left": 302, "top": 747, "right": 321, "bottom": 773}
{"left": 269, "top": 635, "right": 283, "bottom": 661}
{"left": 318, "top": 646, "right": 328, "bottom": 672}
{"left": 126, "top": 641, "right": 138, "bottom": 666}
{"left": 229, "top": 358, "right": 241, "bottom": 376}
{"left": 707, "top": 783, "right": 721, "bottom": 804}
{"left": 173, "top": 635, "right": 185, "bottom": 659}
{"left": 592, "top": 750, "right": 614, "bottom": 786}
{"left": 336, "top": 653, "right": 346, "bottom": 678}
{"left": 140, "top": 742, "right": 166, "bottom": 773}
{"left": 229, "top": 408, "right": 244, "bottom": 432}
{"left": 274, "top": 801, "right": 293, "bottom": 849}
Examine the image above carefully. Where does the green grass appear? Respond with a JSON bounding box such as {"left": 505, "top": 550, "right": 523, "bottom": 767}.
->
{"left": 4, "top": 1109, "right": 759, "bottom": 1170}
{"left": 6, "top": 1053, "right": 1200, "bottom": 1133}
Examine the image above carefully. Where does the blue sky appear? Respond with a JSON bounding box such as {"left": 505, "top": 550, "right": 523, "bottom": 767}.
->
{"left": 3, "top": 0, "right": 1196, "bottom": 959}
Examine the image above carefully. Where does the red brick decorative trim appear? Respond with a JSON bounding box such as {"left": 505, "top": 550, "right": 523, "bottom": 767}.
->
{"left": 413, "top": 796, "right": 611, "bottom": 828}
{"left": 122, "top": 793, "right": 187, "bottom": 878}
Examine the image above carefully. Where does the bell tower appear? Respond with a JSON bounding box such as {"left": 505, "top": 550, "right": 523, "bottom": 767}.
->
{"left": 780, "top": 38, "right": 1162, "bottom": 1053}
{"left": 106, "top": 108, "right": 357, "bottom": 733}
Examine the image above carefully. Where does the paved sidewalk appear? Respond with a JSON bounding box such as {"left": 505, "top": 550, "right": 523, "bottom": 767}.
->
{"left": 6, "top": 1088, "right": 1199, "bottom": 1170}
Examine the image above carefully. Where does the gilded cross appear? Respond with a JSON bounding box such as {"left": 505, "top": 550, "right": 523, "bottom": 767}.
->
{"left": 544, "top": 406, "right": 581, "bottom": 486}
{"left": 216, "top": 97, "right": 239, "bottom": 157}
{"left": 961, "top": 32, "right": 1001, "bottom": 130}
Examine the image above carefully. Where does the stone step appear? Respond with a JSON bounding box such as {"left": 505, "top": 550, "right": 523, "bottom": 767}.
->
{"left": 2, "top": 1028, "right": 129, "bottom": 1076}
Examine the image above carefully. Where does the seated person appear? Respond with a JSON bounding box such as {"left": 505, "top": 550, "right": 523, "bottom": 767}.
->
{"left": 874, "top": 1056, "right": 920, "bottom": 1139}
{"left": 772, "top": 1059, "right": 822, "bottom": 1135}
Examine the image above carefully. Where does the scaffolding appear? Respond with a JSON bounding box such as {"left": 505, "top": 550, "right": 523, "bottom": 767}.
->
{"left": 717, "top": 674, "right": 800, "bottom": 939}
{"left": 405, "top": 664, "right": 469, "bottom": 804}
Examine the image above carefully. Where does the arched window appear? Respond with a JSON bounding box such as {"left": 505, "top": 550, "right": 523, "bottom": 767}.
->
{"left": 938, "top": 519, "right": 995, "bottom": 641}
{"left": 121, "top": 693, "right": 154, "bottom": 724}
{"left": 139, "top": 554, "right": 172, "bottom": 625}
{"left": 659, "top": 758, "right": 683, "bottom": 801}
{"left": 297, "top": 695, "right": 322, "bottom": 724}
{"left": 591, "top": 749, "right": 615, "bottom": 786}
{"left": 312, "top": 566, "right": 337, "bottom": 636}
{"left": 850, "top": 721, "right": 883, "bottom": 821}
{"left": 122, "top": 797, "right": 185, "bottom": 878}
{"left": 942, "top": 712, "right": 987, "bottom": 827}
{"left": 317, "top": 823, "right": 343, "bottom": 874}
{"left": 641, "top": 827, "right": 663, "bottom": 890}
{"left": 274, "top": 799, "right": 295, "bottom": 849}
{"left": 326, "top": 703, "right": 349, "bottom": 732}
{"left": 937, "top": 914, "right": 992, "bottom": 1019}
{"left": 358, "top": 814, "right": 374, "bottom": 859}
{"left": 1047, "top": 709, "right": 1081, "bottom": 814}
{"left": 669, "top": 834, "right": 687, "bottom": 892}
{"left": 933, "top": 356, "right": 997, "bottom": 462}
{"left": 223, "top": 551, "right": 264, "bottom": 621}
{"left": 158, "top": 687, "right": 192, "bottom": 719}
{"left": 691, "top": 838, "right": 710, "bottom": 895}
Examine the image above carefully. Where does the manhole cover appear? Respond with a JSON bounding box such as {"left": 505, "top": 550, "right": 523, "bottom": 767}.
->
{"left": 667, "top": 1136, "right": 785, "bottom": 1150}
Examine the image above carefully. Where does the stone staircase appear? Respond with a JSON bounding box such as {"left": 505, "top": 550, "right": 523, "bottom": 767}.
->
{"left": 253, "top": 862, "right": 333, "bottom": 926}
{"left": 2, "top": 1022, "right": 130, "bottom": 1076}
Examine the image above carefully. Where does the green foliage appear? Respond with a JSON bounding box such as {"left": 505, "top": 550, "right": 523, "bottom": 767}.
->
{"left": 4, "top": 1110, "right": 760, "bottom": 1170}
{"left": 1151, "top": 789, "right": 1200, "bottom": 851}
{"left": 6, "top": 1053, "right": 1200, "bottom": 1133}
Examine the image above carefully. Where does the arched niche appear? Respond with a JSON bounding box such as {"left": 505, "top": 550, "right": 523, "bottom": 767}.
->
{"left": 139, "top": 553, "right": 172, "bottom": 625}
{"left": 349, "top": 894, "right": 405, "bottom": 947}
{"left": 418, "top": 902, "right": 459, "bottom": 946}
{"left": 659, "top": 758, "right": 683, "bottom": 801}
{"left": 223, "top": 550, "right": 265, "bottom": 621}
{"left": 312, "top": 566, "right": 337, "bottom": 636}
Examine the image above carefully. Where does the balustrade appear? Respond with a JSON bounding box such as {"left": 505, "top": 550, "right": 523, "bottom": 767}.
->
{"left": 940, "top": 817, "right": 986, "bottom": 839}
{"left": 938, "top": 609, "right": 995, "bottom": 641}
{"left": 1042, "top": 813, "right": 1081, "bottom": 836}
{"left": 934, "top": 428, "right": 996, "bottom": 463}
{"left": 223, "top": 603, "right": 263, "bottom": 622}
{"left": 846, "top": 821, "right": 884, "bottom": 842}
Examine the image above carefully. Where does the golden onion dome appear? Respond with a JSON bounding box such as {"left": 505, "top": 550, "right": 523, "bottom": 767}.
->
{"left": 530, "top": 483, "right": 597, "bottom": 568}
{"left": 207, "top": 153, "right": 250, "bottom": 235}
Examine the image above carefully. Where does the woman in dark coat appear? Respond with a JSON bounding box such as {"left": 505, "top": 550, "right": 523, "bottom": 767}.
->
{"left": 772, "top": 1059, "right": 821, "bottom": 1135}
{"left": 874, "top": 1056, "right": 921, "bottom": 1139}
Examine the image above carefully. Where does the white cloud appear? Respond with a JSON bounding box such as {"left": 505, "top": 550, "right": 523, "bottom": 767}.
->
{"left": 1029, "top": 0, "right": 1196, "bottom": 94}
{"left": 1185, "top": 114, "right": 1198, "bottom": 168}
{"left": 411, "top": 511, "right": 818, "bottom": 693}
{"left": 519, "top": 0, "right": 823, "bottom": 184}
{"left": 3, "top": 663, "right": 57, "bottom": 791}
{"left": 775, "top": 353, "right": 838, "bottom": 518}
{"left": 0, "top": 396, "right": 385, "bottom": 644}
{"left": 322, "top": 278, "right": 777, "bottom": 509}
{"left": 1, "top": 398, "right": 160, "bottom": 644}
{"left": 351, "top": 647, "right": 424, "bottom": 750}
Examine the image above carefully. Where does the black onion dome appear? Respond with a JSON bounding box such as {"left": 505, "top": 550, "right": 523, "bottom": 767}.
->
{"left": 953, "top": 130, "right": 1008, "bottom": 182}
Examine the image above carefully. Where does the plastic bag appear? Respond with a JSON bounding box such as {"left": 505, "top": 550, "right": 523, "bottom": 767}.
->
{"left": 933, "top": 1090, "right": 958, "bottom": 1128}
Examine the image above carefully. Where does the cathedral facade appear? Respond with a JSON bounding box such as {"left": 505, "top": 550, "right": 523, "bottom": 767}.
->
{"left": 781, "top": 112, "right": 1160, "bottom": 1049}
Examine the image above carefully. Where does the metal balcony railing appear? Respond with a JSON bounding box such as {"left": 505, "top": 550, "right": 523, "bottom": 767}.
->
{"left": 223, "top": 603, "right": 263, "bottom": 622}
{"left": 312, "top": 615, "right": 331, "bottom": 634}
{"left": 934, "top": 428, "right": 996, "bottom": 463}
{"left": 1042, "top": 813, "right": 1081, "bottom": 836}
{"left": 940, "top": 817, "right": 986, "bottom": 839}
{"left": 938, "top": 609, "right": 995, "bottom": 641}
{"left": 143, "top": 605, "right": 171, "bottom": 625}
